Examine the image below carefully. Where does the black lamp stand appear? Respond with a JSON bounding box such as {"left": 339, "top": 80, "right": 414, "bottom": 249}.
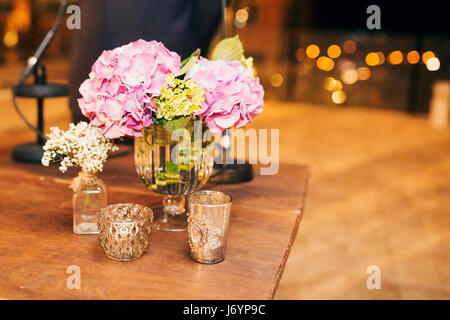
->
{"left": 12, "top": 63, "right": 69, "bottom": 163}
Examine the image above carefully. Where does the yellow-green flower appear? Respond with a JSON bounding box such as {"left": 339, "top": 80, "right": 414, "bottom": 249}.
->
{"left": 153, "top": 74, "right": 205, "bottom": 120}
{"left": 240, "top": 55, "right": 254, "bottom": 70}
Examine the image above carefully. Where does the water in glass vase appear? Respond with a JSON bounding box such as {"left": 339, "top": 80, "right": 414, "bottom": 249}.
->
{"left": 72, "top": 171, "right": 107, "bottom": 234}
{"left": 135, "top": 123, "right": 215, "bottom": 231}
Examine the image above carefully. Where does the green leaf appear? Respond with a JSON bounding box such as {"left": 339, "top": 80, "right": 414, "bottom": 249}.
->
{"left": 211, "top": 35, "right": 244, "bottom": 61}
{"left": 178, "top": 49, "right": 201, "bottom": 76}
{"left": 152, "top": 115, "right": 192, "bottom": 133}
{"left": 165, "top": 161, "right": 179, "bottom": 179}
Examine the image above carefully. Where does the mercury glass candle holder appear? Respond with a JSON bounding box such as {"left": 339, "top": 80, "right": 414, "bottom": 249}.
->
{"left": 97, "top": 203, "right": 153, "bottom": 261}
{"left": 187, "top": 190, "right": 232, "bottom": 264}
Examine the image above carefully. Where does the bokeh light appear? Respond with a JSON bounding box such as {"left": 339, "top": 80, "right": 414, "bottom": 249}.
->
{"left": 376, "top": 52, "right": 385, "bottom": 65}
{"left": 324, "top": 77, "right": 343, "bottom": 91}
{"left": 235, "top": 9, "right": 249, "bottom": 23}
{"left": 388, "top": 51, "right": 403, "bottom": 65}
{"left": 317, "top": 56, "right": 334, "bottom": 71}
{"left": 341, "top": 69, "right": 358, "bottom": 84}
{"left": 270, "top": 73, "right": 284, "bottom": 87}
{"left": 3, "top": 31, "right": 18, "bottom": 48}
{"left": 331, "top": 90, "right": 347, "bottom": 104}
{"left": 357, "top": 67, "right": 371, "bottom": 80}
{"left": 422, "top": 51, "right": 435, "bottom": 64}
{"left": 327, "top": 45, "right": 341, "bottom": 58}
{"left": 234, "top": 8, "right": 249, "bottom": 28}
{"left": 338, "top": 59, "right": 356, "bottom": 71}
{"left": 306, "top": 44, "right": 320, "bottom": 58}
{"left": 365, "top": 52, "right": 379, "bottom": 66}
{"left": 343, "top": 40, "right": 356, "bottom": 54}
{"left": 303, "top": 57, "right": 316, "bottom": 70}
{"left": 426, "top": 57, "right": 440, "bottom": 71}
{"left": 406, "top": 51, "right": 420, "bottom": 64}
{"left": 295, "top": 48, "right": 306, "bottom": 62}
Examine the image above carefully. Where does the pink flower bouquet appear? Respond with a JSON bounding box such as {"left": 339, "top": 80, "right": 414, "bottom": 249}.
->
{"left": 78, "top": 40, "right": 180, "bottom": 138}
{"left": 78, "top": 37, "right": 264, "bottom": 138}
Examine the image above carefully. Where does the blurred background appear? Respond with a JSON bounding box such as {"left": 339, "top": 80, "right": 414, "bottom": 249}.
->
{"left": 0, "top": 0, "right": 449, "bottom": 299}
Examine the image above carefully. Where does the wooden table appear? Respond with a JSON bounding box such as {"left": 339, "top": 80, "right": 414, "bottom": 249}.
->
{"left": 0, "top": 143, "right": 309, "bottom": 300}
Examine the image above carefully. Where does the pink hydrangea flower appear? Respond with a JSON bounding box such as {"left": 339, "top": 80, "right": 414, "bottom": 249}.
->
{"left": 187, "top": 57, "right": 264, "bottom": 133}
{"left": 78, "top": 39, "right": 181, "bottom": 138}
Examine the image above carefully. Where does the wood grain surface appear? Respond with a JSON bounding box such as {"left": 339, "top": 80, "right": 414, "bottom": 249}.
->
{"left": 0, "top": 144, "right": 309, "bottom": 299}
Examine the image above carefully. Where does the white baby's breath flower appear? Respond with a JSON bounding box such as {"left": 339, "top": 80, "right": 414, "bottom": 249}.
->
{"left": 41, "top": 121, "right": 119, "bottom": 174}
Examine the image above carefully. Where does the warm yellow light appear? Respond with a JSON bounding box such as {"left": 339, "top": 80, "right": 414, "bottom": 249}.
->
{"left": 3, "top": 30, "right": 18, "bottom": 48}
{"left": 306, "top": 44, "right": 320, "bottom": 58}
{"left": 426, "top": 57, "right": 440, "bottom": 71}
{"left": 235, "top": 9, "right": 249, "bottom": 23}
{"left": 303, "top": 57, "right": 315, "bottom": 70}
{"left": 343, "top": 40, "right": 356, "bottom": 54}
{"left": 324, "top": 77, "right": 343, "bottom": 91}
{"left": 324, "top": 77, "right": 335, "bottom": 91}
{"left": 333, "top": 80, "right": 343, "bottom": 91}
{"left": 388, "top": 50, "right": 403, "bottom": 65}
{"left": 327, "top": 45, "right": 341, "bottom": 58}
{"left": 357, "top": 67, "right": 371, "bottom": 80}
{"left": 341, "top": 69, "right": 358, "bottom": 85}
{"left": 331, "top": 90, "right": 347, "bottom": 104}
{"left": 376, "top": 52, "right": 385, "bottom": 65}
{"left": 317, "top": 56, "right": 334, "bottom": 71}
{"left": 406, "top": 51, "right": 420, "bottom": 64}
{"left": 270, "top": 73, "right": 284, "bottom": 87}
{"left": 296, "top": 48, "right": 306, "bottom": 62}
{"left": 422, "top": 51, "right": 435, "bottom": 64}
{"left": 365, "top": 52, "right": 379, "bottom": 66}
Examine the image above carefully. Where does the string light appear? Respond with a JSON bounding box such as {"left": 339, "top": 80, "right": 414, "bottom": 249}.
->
{"left": 426, "top": 57, "right": 440, "bottom": 71}
{"left": 357, "top": 67, "right": 371, "bottom": 80}
{"left": 317, "top": 56, "right": 334, "bottom": 71}
{"left": 376, "top": 52, "right": 385, "bottom": 65}
{"left": 331, "top": 90, "right": 347, "bottom": 104}
{"left": 270, "top": 73, "right": 284, "bottom": 87}
{"left": 235, "top": 9, "right": 249, "bottom": 23}
{"left": 303, "top": 57, "right": 316, "bottom": 70}
{"left": 365, "top": 52, "right": 379, "bottom": 66}
{"left": 306, "top": 44, "right": 320, "bottom": 58}
{"left": 407, "top": 51, "right": 420, "bottom": 64}
{"left": 343, "top": 40, "right": 356, "bottom": 54}
{"left": 388, "top": 50, "right": 403, "bottom": 64}
{"left": 3, "top": 30, "right": 18, "bottom": 48}
{"left": 324, "top": 77, "right": 343, "bottom": 91}
{"left": 422, "top": 51, "right": 435, "bottom": 64}
{"left": 327, "top": 45, "right": 341, "bottom": 58}
{"left": 341, "top": 69, "right": 358, "bottom": 85}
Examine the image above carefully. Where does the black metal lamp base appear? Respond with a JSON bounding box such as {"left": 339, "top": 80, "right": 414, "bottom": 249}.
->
{"left": 12, "top": 143, "right": 44, "bottom": 163}
{"left": 11, "top": 63, "right": 69, "bottom": 164}
{"left": 210, "top": 163, "right": 254, "bottom": 184}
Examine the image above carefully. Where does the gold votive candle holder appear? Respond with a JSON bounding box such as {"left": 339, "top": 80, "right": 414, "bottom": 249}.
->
{"left": 97, "top": 203, "right": 153, "bottom": 261}
{"left": 187, "top": 190, "right": 232, "bottom": 264}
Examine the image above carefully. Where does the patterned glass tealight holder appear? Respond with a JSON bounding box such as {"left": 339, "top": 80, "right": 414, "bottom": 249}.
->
{"left": 187, "top": 190, "right": 232, "bottom": 264}
{"left": 97, "top": 203, "right": 153, "bottom": 261}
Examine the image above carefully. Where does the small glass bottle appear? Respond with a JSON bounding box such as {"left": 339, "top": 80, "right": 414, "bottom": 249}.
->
{"left": 72, "top": 171, "right": 107, "bottom": 234}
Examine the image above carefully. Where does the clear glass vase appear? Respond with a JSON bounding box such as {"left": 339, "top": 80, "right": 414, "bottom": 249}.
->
{"left": 134, "top": 121, "right": 215, "bottom": 231}
{"left": 72, "top": 171, "right": 107, "bottom": 234}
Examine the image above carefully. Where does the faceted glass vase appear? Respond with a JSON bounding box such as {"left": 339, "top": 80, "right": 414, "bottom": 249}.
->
{"left": 72, "top": 171, "right": 107, "bottom": 234}
{"left": 134, "top": 121, "right": 215, "bottom": 231}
